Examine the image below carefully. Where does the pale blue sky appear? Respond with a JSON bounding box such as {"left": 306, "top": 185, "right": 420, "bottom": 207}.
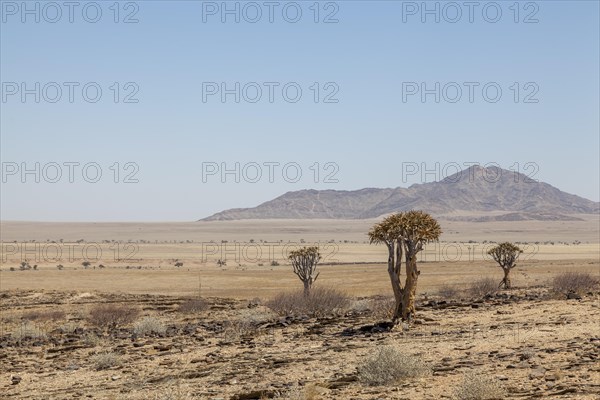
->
{"left": 1, "top": 0, "right": 599, "bottom": 221}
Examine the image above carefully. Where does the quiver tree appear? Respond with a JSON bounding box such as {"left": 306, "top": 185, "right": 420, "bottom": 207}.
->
{"left": 368, "top": 211, "right": 441, "bottom": 324}
{"left": 487, "top": 242, "right": 522, "bottom": 289}
{"left": 288, "top": 246, "right": 321, "bottom": 296}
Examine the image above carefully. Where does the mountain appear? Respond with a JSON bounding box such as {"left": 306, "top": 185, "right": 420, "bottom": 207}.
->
{"left": 200, "top": 165, "right": 599, "bottom": 221}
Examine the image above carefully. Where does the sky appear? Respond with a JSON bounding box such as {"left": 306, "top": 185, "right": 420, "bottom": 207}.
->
{"left": 1, "top": 0, "right": 599, "bottom": 221}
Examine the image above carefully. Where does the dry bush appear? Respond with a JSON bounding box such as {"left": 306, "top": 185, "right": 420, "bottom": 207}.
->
{"left": 267, "top": 287, "right": 349, "bottom": 318}
{"left": 22, "top": 309, "right": 66, "bottom": 322}
{"left": 88, "top": 304, "right": 140, "bottom": 328}
{"left": 370, "top": 296, "right": 395, "bottom": 320}
{"left": 453, "top": 373, "right": 505, "bottom": 400}
{"left": 133, "top": 316, "right": 167, "bottom": 336}
{"left": 437, "top": 283, "right": 461, "bottom": 300}
{"left": 468, "top": 278, "right": 498, "bottom": 298}
{"left": 552, "top": 272, "right": 599, "bottom": 295}
{"left": 90, "top": 351, "right": 120, "bottom": 370}
{"left": 12, "top": 322, "right": 47, "bottom": 342}
{"left": 150, "top": 381, "right": 193, "bottom": 400}
{"left": 83, "top": 332, "right": 103, "bottom": 347}
{"left": 59, "top": 321, "right": 81, "bottom": 334}
{"left": 358, "top": 345, "right": 430, "bottom": 386}
{"left": 177, "top": 298, "right": 209, "bottom": 314}
{"left": 222, "top": 308, "right": 277, "bottom": 341}
{"left": 282, "top": 383, "right": 326, "bottom": 400}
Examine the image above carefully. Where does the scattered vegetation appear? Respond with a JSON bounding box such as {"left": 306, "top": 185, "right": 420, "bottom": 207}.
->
{"left": 358, "top": 345, "right": 430, "bottom": 386}
{"left": 133, "top": 316, "right": 167, "bottom": 336}
{"left": 468, "top": 278, "right": 499, "bottom": 298}
{"left": 437, "top": 283, "right": 461, "bottom": 300}
{"left": 22, "top": 309, "right": 66, "bottom": 322}
{"left": 370, "top": 296, "right": 396, "bottom": 321}
{"left": 552, "top": 271, "right": 598, "bottom": 295}
{"left": 177, "top": 298, "right": 209, "bottom": 314}
{"left": 12, "top": 322, "right": 47, "bottom": 342}
{"left": 87, "top": 304, "right": 140, "bottom": 328}
{"left": 453, "top": 373, "right": 506, "bottom": 400}
{"left": 267, "top": 287, "right": 349, "bottom": 318}
{"left": 90, "top": 351, "right": 120, "bottom": 370}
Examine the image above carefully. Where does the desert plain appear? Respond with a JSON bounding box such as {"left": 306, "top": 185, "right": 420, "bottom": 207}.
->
{"left": 0, "top": 216, "right": 599, "bottom": 399}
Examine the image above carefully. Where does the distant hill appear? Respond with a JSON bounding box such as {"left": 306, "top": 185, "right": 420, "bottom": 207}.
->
{"left": 200, "top": 165, "right": 599, "bottom": 221}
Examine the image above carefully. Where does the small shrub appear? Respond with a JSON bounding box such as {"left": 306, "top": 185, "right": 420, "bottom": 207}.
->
{"left": 270, "top": 260, "right": 280, "bottom": 267}
{"left": 222, "top": 308, "right": 277, "bottom": 341}
{"left": 468, "top": 278, "right": 498, "bottom": 298}
{"left": 552, "top": 272, "right": 598, "bottom": 295}
{"left": 150, "top": 380, "right": 192, "bottom": 400}
{"left": 88, "top": 304, "right": 140, "bottom": 328}
{"left": 12, "top": 322, "right": 47, "bottom": 342}
{"left": 358, "top": 345, "right": 430, "bottom": 386}
{"left": 22, "top": 309, "right": 66, "bottom": 322}
{"left": 453, "top": 373, "right": 505, "bottom": 400}
{"left": 83, "top": 332, "right": 103, "bottom": 347}
{"left": 437, "top": 283, "right": 461, "bottom": 300}
{"left": 56, "top": 264, "right": 64, "bottom": 270}
{"left": 267, "top": 287, "right": 349, "bottom": 318}
{"left": 133, "top": 316, "right": 167, "bottom": 336}
{"left": 283, "top": 383, "right": 326, "bottom": 400}
{"left": 90, "top": 351, "right": 120, "bottom": 370}
{"left": 177, "top": 298, "right": 208, "bottom": 314}
{"left": 370, "top": 296, "right": 395, "bottom": 320}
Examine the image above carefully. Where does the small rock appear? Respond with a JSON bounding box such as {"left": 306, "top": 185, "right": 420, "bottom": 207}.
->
{"left": 11, "top": 375, "right": 21, "bottom": 385}
{"left": 111, "top": 375, "right": 120, "bottom": 381}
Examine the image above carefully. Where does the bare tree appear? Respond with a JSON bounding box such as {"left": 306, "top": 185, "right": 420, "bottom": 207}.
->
{"left": 487, "top": 242, "right": 522, "bottom": 289}
{"left": 368, "top": 211, "right": 441, "bottom": 324}
{"left": 288, "top": 246, "right": 321, "bottom": 296}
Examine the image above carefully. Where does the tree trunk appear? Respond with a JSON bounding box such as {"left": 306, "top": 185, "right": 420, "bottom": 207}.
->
{"left": 500, "top": 268, "right": 511, "bottom": 289}
{"left": 303, "top": 280, "right": 311, "bottom": 297}
{"left": 401, "top": 254, "right": 419, "bottom": 321}
{"left": 388, "top": 242, "right": 403, "bottom": 324}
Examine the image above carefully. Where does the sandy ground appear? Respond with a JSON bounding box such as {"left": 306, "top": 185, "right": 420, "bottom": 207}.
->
{"left": 0, "top": 218, "right": 598, "bottom": 399}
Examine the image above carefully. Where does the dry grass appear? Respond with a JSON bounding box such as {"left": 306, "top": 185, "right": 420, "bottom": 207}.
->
{"left": 90, "top": 351, "right": 121, "bottom": 370}
{"left": 22, "top": 309, "right": 66, "bottom": 322}
{"left": 11, "top": 321, "right": 47, "bottom": 342}
{"left": 453, "top": 373, "right": 506, "bottom": 400}
{"left": 283, "top": 383, "right": 326, "bottom": 400}
{"left": 370, "top": 295, "right": 395, "bottom": 320}
{"left": 177, "top": 298, "right": 209, "bottom": 314}
{"left": 552, "top": 271, "right": 599, "bottom": 295}
{"left": 468, "top": 278, "right": 498, "bottom": 298}
{"left": 133, "top": 316, "right": 167, "bottom": 336}
{"left": 437, "top": 283, "right": 462, "bottom": 300}
{"left": 358, "top": 345, "right": 430, "bottom": 386}
{"left": 266, "top": 287, "right": 349, "bottom": 318}
{"left": 88, "top": 304, "right": 140, "bottom": 328}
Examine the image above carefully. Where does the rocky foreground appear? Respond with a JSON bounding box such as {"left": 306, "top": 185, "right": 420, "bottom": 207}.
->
{"left": 0, "top": 288, "right": 598, "bottom": 399}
